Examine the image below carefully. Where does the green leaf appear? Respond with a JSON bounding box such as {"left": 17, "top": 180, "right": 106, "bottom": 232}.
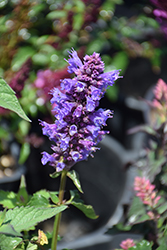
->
{"left": 0, "top": 78, "right": 31, "bottom": 122}
{"left": 11, "top": 46, "right": 35, "bottom": 71}
{"left": 157, "top": 201, "right": 167, "bottom": 215}
{"left": 73, "top": 13, "right": 84, "bottom": 30}
{"left": 15, "top": 241, "right": 25, "bottom": 250}
{"left": 66, "top": 190, "right": 76, "bottom": 204}
{"left": 16, "top": 175, "right": 30, "bottom": 206}
{"left": 0, "top": 209, "right": 6, "bottom": 226}
{"left": 49, "top": 192, "right": 59, "bottom": 204}
{"left": 0, "top": 190, "right": 17, "bottom": 209}
{"left": 3, "top": 205, "right": 67, "bottom": 232}
{"left": 157, "top": 235, "right": 167, "bottom": 249}
{"left": 67, "top": 170, "right": 83, "bottom": 193}
{"left": 32, "top": 53, "right": 50, "bottom": 66}
{"left": 50, "top": 171, "right": 62, "bottom": 179}
{"left": 157, "top": 243, "right": 167, "bottom": 250}
{"left": 0, "top": 127, "right": 9, "bottom": 140}
{"left": 27, "top": 193, "right": 50, "bottom": 207}
{"left": 71, "top": 201, "right": 98, "bottom": 219}
{"left": 0, "top": 234, "right": 22, "bottom": 250}
{"left": 127, "top": 125, "right": 156, "bottom": 136}
{"left": 106, "top": 84, "right": 119, "bottom": 102}
{"left": 147, "top": 151, "right": 166, "bottom": 181}
{"left": 26, "top": 242, "right": 38, "bottom": 250}
{"left": 0, "top": 224, "right": 22, "bottom": 237}
{"left": 128, "top": 196, "right": 150, "bottom": 225}
{"left": 18, "top": 142, "right": 30, "bottom": 164}
{"left": 37, "top": 189, "right": 58, "bottom": 200}
{"left": 46, "top": 10, "right": 67, "bottom": 19}
{"left": 160, "top": 172, "right": 167, "bottom": 186}
{"left": 111, "top": 51, "right": 129, "bottom": 74}
{"left": 130, "top": 240, "right": 152, "bottom": 250}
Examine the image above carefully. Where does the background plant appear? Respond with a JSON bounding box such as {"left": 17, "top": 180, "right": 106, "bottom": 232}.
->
{"left": 107, "top": 79, "right": 167, "bottom": 250}
{"left": 0, "top": 0, "right": 163, "bottom": 164}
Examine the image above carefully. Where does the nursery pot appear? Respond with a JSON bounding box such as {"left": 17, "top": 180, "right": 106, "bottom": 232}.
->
{"left": 57, "top": 135, "right": 139, "bottom": 250}
{"left": 0, "top": 141, "right": 26, "bottom": 191}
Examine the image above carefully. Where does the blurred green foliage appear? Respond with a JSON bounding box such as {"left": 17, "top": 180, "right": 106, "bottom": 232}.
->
{"left": 0, "top": 0, "right": 165, "bottom": 163}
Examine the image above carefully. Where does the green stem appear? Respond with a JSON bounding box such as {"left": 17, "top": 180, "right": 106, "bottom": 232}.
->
{"left": 51, "top": 170, "right": 67, "bottom": 250}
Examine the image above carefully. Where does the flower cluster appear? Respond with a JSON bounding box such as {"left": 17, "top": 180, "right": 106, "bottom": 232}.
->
{"left": 40, "top": 49, "right": 120, "bottom": 172}
{"left": 152, "top": 78, "right": 167, "bottom": 123}
{"left": 134, "top": 176, "right": 161, "bottom": 207}
{"left": 120, "top": 238, "right": 135, "bottom": 250}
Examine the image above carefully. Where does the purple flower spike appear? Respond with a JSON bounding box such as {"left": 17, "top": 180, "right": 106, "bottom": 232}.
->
{"left": 40, "top": 49, "right": 121, "bottom": 172}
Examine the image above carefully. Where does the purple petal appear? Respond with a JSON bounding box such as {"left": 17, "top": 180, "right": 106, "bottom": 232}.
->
{"left": 69, "top": 124, "right": 78, "bottom": 136}
{"left": 71, "top": 151, "right": 80, "bottom": 161}
{"left": 41, "top": 152, "right": 55, "bottom": 165}
{"left": 67, "top": 48, "right": 83, "bottom": 74}
{"left": 86, "top": 96, "right": 96, "bottom": 112}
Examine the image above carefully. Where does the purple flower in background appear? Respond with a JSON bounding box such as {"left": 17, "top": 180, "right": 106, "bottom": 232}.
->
{"left": 40, "top": 49, "right": 120, "bottom": 172}
{"left": 151, "top": 0, "right": 167, "bottom": 38}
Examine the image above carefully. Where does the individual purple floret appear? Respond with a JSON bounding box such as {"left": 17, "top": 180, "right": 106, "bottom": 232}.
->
{"left": 40, "top": 49, "right": 121, "bottom": 172}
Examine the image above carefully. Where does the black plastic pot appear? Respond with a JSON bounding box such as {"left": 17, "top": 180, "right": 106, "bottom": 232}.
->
{"left": 56, "top": 135, "right": 139, "bottom": 250}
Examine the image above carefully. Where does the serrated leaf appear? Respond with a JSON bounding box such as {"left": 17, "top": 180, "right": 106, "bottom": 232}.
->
{"left": 0, "top": 234, "right": 22, "bottom": 250}
{"left": 3, "top": 205, "right": 67, "bottom": 233}
{"left": 35, "top": 189, "right": 51, "bottom": 199}
{"left": 0, "top": 224, "right": 22, "bottom": 237}
{"left": 0, "top": 78, "right": 31, "bottom": 122}
{"left": 0, "top": 209, "right": 6, "bottom": 226}
{"left": 27, "top": 193, "right": 50, "bottom": 207}
{"left": 0, "top": 190, "right": 17, "bottom": 209}
{"left": 67, "top": 170, "right": 83, "bottom": 193}
{"left": 71, "top": 201, "right": 98, "bottom": 219}
{"left": 17, "top": 175, "right": 30, "bottom": 206}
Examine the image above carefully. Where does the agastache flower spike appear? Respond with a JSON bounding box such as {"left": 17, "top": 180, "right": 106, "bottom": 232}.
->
{"left": 40, "top": 49, "right": 121, "bottom": 172}
{"left": 134, "top": 176, "right": 161, "bottom": 207}
{"left": 120, "top": 238, "right": 136, "bottom": 250}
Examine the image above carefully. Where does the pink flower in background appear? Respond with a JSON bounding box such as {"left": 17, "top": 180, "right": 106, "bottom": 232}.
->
{"left": 34, "top": 67, "right": 70, "bottom": 104}
{"left": 153, "top": 78, "right": 167, "bottom": 102}
{"left": 151, "top": 0, "right": 167, "bottom": 38}
{"left": 152, "top": 78, "right": 167, "bottom": 123}
{"left": 120, "top": 238, "right": 135, "bottom": 250}
{"left": 134, "top": 176, "right": 161, "bottom": 207}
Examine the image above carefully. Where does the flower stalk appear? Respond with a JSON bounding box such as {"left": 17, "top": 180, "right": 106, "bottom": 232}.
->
{"left": 51, "top": 170, "right": 67, "bottom": 250}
